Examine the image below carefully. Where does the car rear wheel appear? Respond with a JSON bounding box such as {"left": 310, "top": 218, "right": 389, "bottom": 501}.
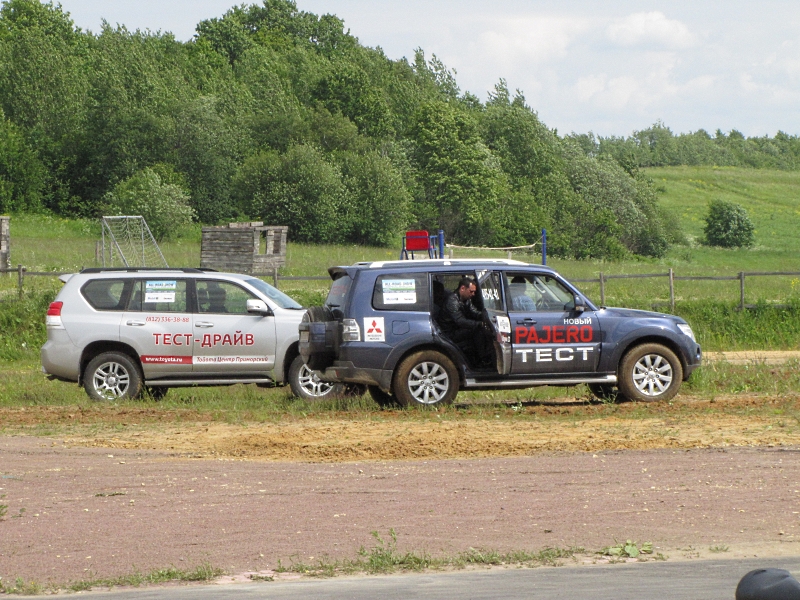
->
{"left": 618, "top": 343, "right": 683, "bottom": 402}
{"left": 394, "top": 350, "right": 459, "bottom": 407}
{"left": 288, "top": 355, "right": 344, "bottom": 401}
{"left": 84, "top": 352, "right": 142, "bottom": 402}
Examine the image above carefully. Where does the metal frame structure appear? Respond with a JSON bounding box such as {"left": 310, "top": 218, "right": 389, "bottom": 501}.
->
{"left": 101, "top": 216, "right": 168, "bottom": 268}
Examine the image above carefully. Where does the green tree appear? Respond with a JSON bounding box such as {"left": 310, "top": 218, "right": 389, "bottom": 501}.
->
{"left": 338, "top": 150, "right": 411, "bottom": 246}
{"left": 232, "top": 144, "right": 343, "bottom": 242}
{"left": 409, "top": 101, "right": 504, "bottom": 245}
{"left": 703, "top": 199, "right": 755, "bottom": 248}
{"left": 103, "top": 168, "right": 195, "bottom": 241}
{"left": 0, "top": 112, "right": 44, "bottom": 212}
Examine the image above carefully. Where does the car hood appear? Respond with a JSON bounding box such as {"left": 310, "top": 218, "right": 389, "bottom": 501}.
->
{"left": 598, "top": 306, "right": 684, "bottom": 323}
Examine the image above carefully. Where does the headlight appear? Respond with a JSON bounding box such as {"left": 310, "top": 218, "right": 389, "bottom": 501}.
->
{"left": 677, "top": 323, "right": 695, "bottom": 342}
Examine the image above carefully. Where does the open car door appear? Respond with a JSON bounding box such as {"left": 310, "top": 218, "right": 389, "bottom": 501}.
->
{"left": 476, "top": 270, "right": 512, "bottom": 375}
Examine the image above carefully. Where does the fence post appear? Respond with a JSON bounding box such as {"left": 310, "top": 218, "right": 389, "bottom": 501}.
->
{"left": 739, "top": 272, "right": 745, "bottom": 310}
{"left": 17, "top": 264, "right": 23, "bottom": 298}
{"left": 507, "top": 251, "right": 512, "bottom": 260}
{"left": 599, "top": 272, "right": 605, "bottom": 306}
{"left": 273, "top": 266, "right": 279, "bottom": 289}
{"left": 95, "top": 240, "right": 101, "bottom": 265}
{"left": 669, "top": 268, "right": 675, "bottom": 312}
{"left": 448, "top": 248, "right": 453, "bottom": 259}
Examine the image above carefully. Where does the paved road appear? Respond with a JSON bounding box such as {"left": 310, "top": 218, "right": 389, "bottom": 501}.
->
{"left": 28, "top": 557, "right": 800, "bottom": 600}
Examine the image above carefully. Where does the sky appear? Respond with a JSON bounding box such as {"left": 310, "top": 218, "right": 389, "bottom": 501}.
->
{"left": 54, "top": 0, "right": 800, "bottom": 137}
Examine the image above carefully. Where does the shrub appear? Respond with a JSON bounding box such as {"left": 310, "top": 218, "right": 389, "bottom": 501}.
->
{"left": 103, "top": 168, "right": 195, "bottom": 241}
{"left": 703, "top": 199, "right": 755, "bottom": 248}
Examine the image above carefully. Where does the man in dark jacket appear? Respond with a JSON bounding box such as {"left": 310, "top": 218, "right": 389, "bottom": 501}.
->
{"left": 437, "top": 277, "right": 492, "bottom": 366}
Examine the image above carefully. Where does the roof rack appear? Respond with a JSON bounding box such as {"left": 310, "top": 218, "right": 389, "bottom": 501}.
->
{"left": 79, "top": 267, "right": 217, "bottom": 274}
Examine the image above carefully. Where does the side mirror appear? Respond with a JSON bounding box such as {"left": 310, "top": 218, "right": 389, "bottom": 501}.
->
{"left": 573, "top": 296, "right": 586, "bottom": 313}
{"left": 247, "top": 299, "right": 272, "bottom": 316}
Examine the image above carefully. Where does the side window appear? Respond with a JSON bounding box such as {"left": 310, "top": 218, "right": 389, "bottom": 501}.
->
{"left": 81, "top": 279, "right": 132, "bottom": 311}
{"left": 372, "top": 273, "right": 429, "bottom": 311}
{"left": 197, "top": 280, "right": 256, "bottom": 315}
{"left": 505, "top": 273, "right": 575, "bottom": 312}
{"left": 476, "top": 270, "right": 504, "bottom": 311}
{"left": 129, "top": 279, "right": 188, "bottom": 313}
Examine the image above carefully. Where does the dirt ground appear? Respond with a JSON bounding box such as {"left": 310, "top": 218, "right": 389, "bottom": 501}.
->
{"left": 1, "top": 392, "right": 800, "bottom": 588}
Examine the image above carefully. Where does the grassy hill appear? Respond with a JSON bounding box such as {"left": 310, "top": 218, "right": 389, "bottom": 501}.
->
{"left": 646, "top": 166, "right": 800, "bottom": 271}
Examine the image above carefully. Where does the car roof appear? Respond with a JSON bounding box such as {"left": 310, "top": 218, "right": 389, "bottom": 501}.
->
{"left": 336, "top": 259, "right": 558, "bottom": 274}
{"left": 71, "top": 269, "right": 257, "bottom": 282}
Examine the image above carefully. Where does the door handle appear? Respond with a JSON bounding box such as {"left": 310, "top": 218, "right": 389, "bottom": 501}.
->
{"left": 126, "top": 320, "right": 146, "bottom": 327}
{"left": 194, "top": 321, "right": 214, "bottom": 328}
{"left": 516, "top": 318, "right": 537, "bottom": 325}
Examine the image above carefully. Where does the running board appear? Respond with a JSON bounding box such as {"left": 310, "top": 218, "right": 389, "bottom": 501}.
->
{"left": 144, "top": 378, "right": 273, "bottom": 387}
{"left": 464, "top": 375, "right": 616, "bottom": 388}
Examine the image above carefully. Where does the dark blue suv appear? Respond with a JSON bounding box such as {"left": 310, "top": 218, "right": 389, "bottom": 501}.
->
{"left": 299, "top": 259, "right": 702, "bottom": 407}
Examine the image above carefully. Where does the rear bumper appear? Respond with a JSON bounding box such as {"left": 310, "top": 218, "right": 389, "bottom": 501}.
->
{"left": 321, "top": 361, "right": 393, "bottom": 392}
{"left": 41, "top": 336, "right": 81, "bottom": 382}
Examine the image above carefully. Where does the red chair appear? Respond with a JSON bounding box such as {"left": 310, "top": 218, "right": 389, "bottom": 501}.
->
{"left": 400, "top": 230, "right": 434, "bottom": 259}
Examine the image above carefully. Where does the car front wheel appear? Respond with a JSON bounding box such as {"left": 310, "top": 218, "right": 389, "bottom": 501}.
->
{"left": 288, "top": 355, "right": 344, "bottom": 401}
{"left": 84, "top": 352, "right": 143, "bottom": 401}
{"left": 394, "top": 350, "right": 459, "bottom": 407}
{"left": 618, "top": 343, "right": 683, "bottom": 402}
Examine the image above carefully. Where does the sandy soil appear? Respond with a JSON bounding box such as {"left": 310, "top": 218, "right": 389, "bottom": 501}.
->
{"left": 1, "top": 392, "right": 799, "bottom": 589}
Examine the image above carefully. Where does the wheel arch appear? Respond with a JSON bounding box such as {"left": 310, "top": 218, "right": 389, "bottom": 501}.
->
{"left": 612, "top": 335, "right": 688, "bottom": 378}
{"left": 80, "top": 341, "right": 141, "bottom": 384}
{"left": 389, "top": 342, "right": 466, "bottom": 388}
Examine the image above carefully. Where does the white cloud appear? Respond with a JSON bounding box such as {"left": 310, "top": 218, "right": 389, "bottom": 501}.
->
{"left": 477, "top": 16, "right": 590, "bottom": 66}
{"left": 606, "top": 12, "right": 696, "bottom": 49}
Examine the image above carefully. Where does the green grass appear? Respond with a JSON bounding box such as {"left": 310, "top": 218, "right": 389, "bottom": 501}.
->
{"left": 0, "top": 563, "right": 224, "bottom": 595}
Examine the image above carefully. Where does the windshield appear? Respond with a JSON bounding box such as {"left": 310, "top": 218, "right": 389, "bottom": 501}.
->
{"left": 245, "top": 278, "right": 303, "bottom": 309}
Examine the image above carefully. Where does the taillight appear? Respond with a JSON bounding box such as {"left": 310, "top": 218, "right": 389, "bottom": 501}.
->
{"left": 341, "top": 318, "right": 360, "bottom": 342}
{"left": 46, "top": 301, "right": 64, "bottom": 329}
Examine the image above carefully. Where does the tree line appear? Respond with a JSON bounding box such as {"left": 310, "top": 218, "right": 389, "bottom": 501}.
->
{"left": 0, "top": 0, "right": 777, "bottom": 259}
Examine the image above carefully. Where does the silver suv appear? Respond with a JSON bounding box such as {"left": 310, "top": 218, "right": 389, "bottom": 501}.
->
{"left": 41, "top": 268, "right": 340, "bottom": 401}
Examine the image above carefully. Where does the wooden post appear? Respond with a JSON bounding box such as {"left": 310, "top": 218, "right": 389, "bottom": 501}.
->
{"left": 669, "top": 268, "right": 675, "bottom": 312}
{"left": 599, "top": 272, "right": 605, "bottom": 306}
{"left": 17, "top": 264, "right": 23, "bottom": 298}
{"left": 739, "top": 271, "right": 745, "bottom": 310}
{"left": 448, "top": 248, "right": 453, "bottom": 259}
{"left": 273, "top": 266, "right": 279, "bottom": 289}
{"left": 507, "top": 251, "right": 512, "bottom": 260}
{"left": 95, "top": 240, "right": 101, "bottom": 265}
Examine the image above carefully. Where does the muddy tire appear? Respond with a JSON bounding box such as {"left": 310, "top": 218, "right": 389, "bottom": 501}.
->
{"left": 288, "top": 355, "right": 344, "bottom": 401}
{"left": 393, "top": 350, "right": 459, "bottom": 407}
{"left": 84, "top": 352, "right": 143, "bottom": 402}
{"left": 618, "top": 343, "right": 683, "bottom": 402}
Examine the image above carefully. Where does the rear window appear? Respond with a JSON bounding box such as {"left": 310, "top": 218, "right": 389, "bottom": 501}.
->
{"left": 81, "top": 279, "right": 132, "bottom": 311}
{"left": 325, "top": 275, "right": 352, "bottom": 309}
{"left": 372, "top": 273, "right": 429, "bottom": 311}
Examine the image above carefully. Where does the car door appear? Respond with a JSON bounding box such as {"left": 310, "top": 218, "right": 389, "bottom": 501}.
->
{"left": 192, "top": 279, "right": 277, "bottom": 374}
{"left": 121, "top": 278, "right": 193, "bottom": 378}
{"left": 505, "top": 271, "right": 600, "bottom": 376}
{"left": 476, "top": 270, "right": 512, "bottom": 375}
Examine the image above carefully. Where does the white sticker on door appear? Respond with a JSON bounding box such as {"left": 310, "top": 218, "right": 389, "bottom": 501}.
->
{"left": 364, "top": 317, "right": 386, "bottom": 342}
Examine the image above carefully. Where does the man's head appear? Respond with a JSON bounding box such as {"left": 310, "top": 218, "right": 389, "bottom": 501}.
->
{"left": 457, "top": 277, "right": 477, "bottom": 301}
